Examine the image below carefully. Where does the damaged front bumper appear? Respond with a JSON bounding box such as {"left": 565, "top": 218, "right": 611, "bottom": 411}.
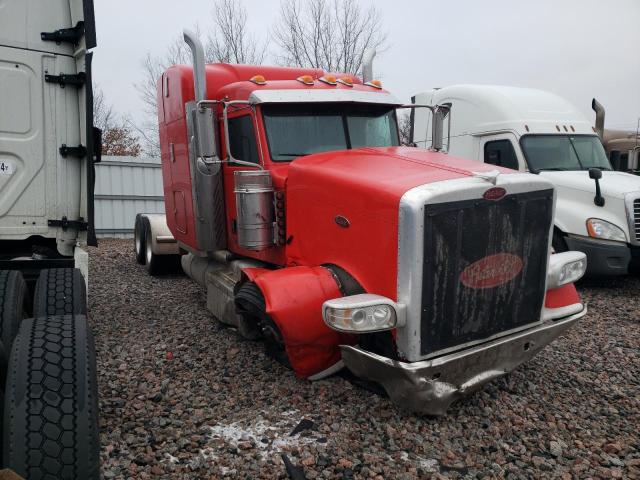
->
{"left": 340, "top": 310, "right": 585, "bottom": 416}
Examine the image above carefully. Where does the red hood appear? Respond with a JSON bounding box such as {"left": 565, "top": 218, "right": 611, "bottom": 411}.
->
{"left": 289, "top": 146, "right": 515, "bottom": 200}
{"left": 285, "top": 147, "right": 517, "bottom": 297}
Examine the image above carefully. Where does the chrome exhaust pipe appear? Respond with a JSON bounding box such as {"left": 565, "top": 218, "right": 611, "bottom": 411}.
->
{"left": 362, "top": 49, "right": 376, "bottom": 83}
{"left": 183, "top": 29, "right": 206, "bottom": 103}
{"left": 592, "top": 98, "right": 605, "bottom": 140}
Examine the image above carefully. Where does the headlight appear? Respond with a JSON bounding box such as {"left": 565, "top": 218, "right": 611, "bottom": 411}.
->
{"left": 323, "top": 294, "right": 405, "bottom": 333}
{"left": 586, "top": 218, "right": 626, "bottom": 242}
{"left": 547, "top": 251, "right": 587, "bottom": 288}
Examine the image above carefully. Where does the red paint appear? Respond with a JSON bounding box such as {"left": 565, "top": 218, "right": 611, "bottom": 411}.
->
{"left": 545, "top": 283, "right": 580, "bottom": 309}
{"left": 460, "top": 253, "right": 524, "bottom": 289}
{"left": 483, "top": 187, "right": 507, "bottom": 200}
{"left": 157, "top": 62, "right": 583, "bottom": 377}
{"left": 251, "top": 266, "right": 355, "bottom": 378}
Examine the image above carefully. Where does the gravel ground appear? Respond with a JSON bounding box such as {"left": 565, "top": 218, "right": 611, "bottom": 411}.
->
{"left": 91, "top": 239, "right": 640, "bottom": 479}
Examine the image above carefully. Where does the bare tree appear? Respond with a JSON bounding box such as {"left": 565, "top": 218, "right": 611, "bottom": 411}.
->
{"left": 398, "top": 111, "right": 413, "bottom": 146}
{"left": 93, "top": 85, "right": 141, "bottom": 156}
{"left": 273, "top": 0, "right": 387, "bottom": 75}
{"left": 93, "top": 84, "right": 114, "bottom": 132}
{"left": 134, "top": 0, "right": 265, "bottom": 156}
{"left": 207, "top": 0, "right": 267, "bottom": 64}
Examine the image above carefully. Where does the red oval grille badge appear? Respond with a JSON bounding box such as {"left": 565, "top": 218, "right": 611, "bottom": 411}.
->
{"left": 483, "top": 187, "right": 506, "bottom": 200}
{"left": 460, "top": 253, "right": 523, "bottom": 289}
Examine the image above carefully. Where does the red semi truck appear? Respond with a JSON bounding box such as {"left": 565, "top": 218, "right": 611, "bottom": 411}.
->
{"left": 135, "top": 31, "right": 588, "bottom": 415}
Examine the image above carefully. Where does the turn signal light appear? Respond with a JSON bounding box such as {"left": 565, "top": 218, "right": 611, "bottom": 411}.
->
{"left": 250, "top": 75, "right": 266, "bottom": 85}
{"left": 319, "top": 75, "right": 337, "bottom": 85}
{"left": 297, "top": 75, "right": 314, "bottom": 85}
{"left": 366, "top": 79, "right": 382, "bottom": 89}
{"left": 337, "top": 77, "right": 354, "bottom": 87}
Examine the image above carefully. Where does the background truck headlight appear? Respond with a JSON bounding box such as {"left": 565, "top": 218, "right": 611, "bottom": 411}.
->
{"left": 323, "top": 294, "right": 406, "bottom": 333}
{"left": 586, "top": 218, "right": 626, "bottom": 242}
{"left": 547, "top": 251, "right": 588, "bottom": 289}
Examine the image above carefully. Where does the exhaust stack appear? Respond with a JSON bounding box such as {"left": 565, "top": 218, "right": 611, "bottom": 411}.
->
{"left": 592, "top": 98, "right": 605, "bottom": 140}
{"left": 182, "top": 29, "right": 227, "bottom": 252}
{"left": 362, "top": 49, "right": 376, "bottom": 83}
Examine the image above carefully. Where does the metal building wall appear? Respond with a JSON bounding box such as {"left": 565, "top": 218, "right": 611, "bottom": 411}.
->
{"left": 95, "top": 156, "right": 164, "bottom": 238}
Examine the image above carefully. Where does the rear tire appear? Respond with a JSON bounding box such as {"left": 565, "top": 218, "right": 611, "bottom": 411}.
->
{"left": 145, "top": 223, "right": 163, "bottom": 276}
{"left": 134, "top": 214, "right": 147, "bottom": 265}
{"left": 236, "top": 283, "right": 291, "bottom": 368}
{"left": 0, "top": 270, "right": 28, "bottom": 366}
{"left": 3, "top": 315, "right": 100, "bottom": 479}
{"left": 33, "top": 269, "right": 87, "bottom": 318}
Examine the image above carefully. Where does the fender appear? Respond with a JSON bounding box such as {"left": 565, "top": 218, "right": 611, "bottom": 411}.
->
{"left": 545, "top": 283, "right": 580, "bottom": 309}
{"left": 249, "top": 266, "right": 354, "bottom": 378}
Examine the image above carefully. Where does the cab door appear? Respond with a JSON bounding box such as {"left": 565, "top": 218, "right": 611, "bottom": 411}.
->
{"left": 480, "top": 133, "right": 526, "bottom": 171}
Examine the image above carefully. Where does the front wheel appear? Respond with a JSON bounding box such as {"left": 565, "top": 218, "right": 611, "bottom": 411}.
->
{"left": 3, "top": 315, "right": 100, "bottom": 479}
{"left": 235, "top": 282, "right": 291, "bottom": 368}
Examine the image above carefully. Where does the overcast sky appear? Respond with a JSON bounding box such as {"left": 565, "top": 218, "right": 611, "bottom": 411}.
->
{"left": 94, "top": 0, "right": 640, "bottom": 131}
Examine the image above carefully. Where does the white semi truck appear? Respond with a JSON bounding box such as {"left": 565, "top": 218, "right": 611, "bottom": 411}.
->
{"left": 0, "top": 0, "right": 100, "bottom": 477}
{"left": 412, "top": 85, "right": 640, "bottom": 276}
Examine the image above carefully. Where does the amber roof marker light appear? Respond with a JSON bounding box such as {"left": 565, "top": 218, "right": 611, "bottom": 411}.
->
{"left": 296, "top": 75, "right": 315, "bottom": 85}
{"left": 365, "top": 79, "right": 382, "bottom": 89}
{"left": 250, "top": 75, "right": 266, "bottom": 85}
{"left": 319, "top": 75, "right": 338, "bottom": 85}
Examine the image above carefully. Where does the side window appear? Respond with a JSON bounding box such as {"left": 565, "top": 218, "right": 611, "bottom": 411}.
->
{"left": 484, "top": 140, "right": 519, "bottom": 170}
{"left": 228, "top": 115, "right": 260, "bottom": 164}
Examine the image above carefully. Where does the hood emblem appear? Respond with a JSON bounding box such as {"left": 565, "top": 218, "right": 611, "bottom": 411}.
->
{"left": 473, "top": 170, "right": 501, "bottom": 185}
{"left": 460, "top": 253, "right": 523, "bottom": 289}
{"left": 335, "top": 215, "right": 350, "bottom": 228}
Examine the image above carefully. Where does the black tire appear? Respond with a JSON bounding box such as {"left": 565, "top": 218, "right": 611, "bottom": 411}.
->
{"left": 236, "top": 283, "right": 291, "bottom": 368}
{"left": 144, "top": 223, "right": 177, "bottom": 276}
{"left": 33, "top": 269, "right": 87, "bottom": 318}
{"left": 134, "top": 214, "right": 147, "bottom": 265}
{"left": 552, "top": 229, "right": 568, "bottom": 254}
{"left": 0, "top": 270, "right": 28, "bottom": 365}
{"left": 3, "top": 315, "right": 100, "bottom": 479}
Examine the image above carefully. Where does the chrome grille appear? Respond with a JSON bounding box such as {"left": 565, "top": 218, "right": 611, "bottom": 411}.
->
{"left": 634, "top": 199, "right": 640, "bottom": 242}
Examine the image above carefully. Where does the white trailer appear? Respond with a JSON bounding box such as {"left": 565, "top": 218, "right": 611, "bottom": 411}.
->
{"left": 0, "top": 0, "right": 100, "bottom": 477}
{"left": 412, "top": 85, "right": 640, "bottom": 276}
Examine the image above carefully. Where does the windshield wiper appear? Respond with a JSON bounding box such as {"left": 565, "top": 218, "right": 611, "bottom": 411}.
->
{"left": 538, "top": 167, "right": 571, "bottom": 171}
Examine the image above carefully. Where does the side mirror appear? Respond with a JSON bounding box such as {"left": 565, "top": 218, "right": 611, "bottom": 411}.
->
{"left": 589, "top": 168, "right": 605, "bottom": 207}
{"left": 588, "top": 168, "right": 602, "bottom": 180}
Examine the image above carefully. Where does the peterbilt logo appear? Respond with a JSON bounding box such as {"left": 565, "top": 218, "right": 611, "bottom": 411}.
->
{"left": 460, "top": 253, "right": 523, "bottom": 289}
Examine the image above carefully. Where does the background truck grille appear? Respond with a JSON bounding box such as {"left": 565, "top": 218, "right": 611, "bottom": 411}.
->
{"left": 634, "top": 199, "right": 640, "bottom": 242}
{"left": 420, "top": 189, "right": 554, "bottom": 357}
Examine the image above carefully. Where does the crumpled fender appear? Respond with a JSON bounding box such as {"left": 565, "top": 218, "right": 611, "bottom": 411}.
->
{"left": 545, "top": 283, "right": 580, "bottom": 308}
{"left": 249, "top": 266, "right": 353, "bottom": 378}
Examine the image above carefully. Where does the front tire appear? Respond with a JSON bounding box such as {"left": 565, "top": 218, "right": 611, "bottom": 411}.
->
{"left": 236, "top": 283, "right": 291, "bottom": 367}
{"left": 3, "top": 315, "right": 100, "bottom": 479}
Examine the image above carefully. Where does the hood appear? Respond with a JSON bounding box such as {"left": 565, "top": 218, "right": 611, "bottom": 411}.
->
{"left": 539, "top": 170, "right": 640, "bottom": 199}
{"left": 284, "top": 146, "right": 521, "bottom": 300}
{"left": 288, "top": 146, "right": 517, "bottom": 201}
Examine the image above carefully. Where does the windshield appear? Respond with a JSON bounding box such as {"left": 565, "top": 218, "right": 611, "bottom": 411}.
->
{"left": 521, "top": 135, "right": 612, "bottom": 172}
{"left": 262, "top": 104, "right": 399, "bottom": 161}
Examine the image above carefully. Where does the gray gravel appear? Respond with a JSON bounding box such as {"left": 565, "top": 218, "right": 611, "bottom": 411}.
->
{"left": 91, "top": 239, "right": 640, "bottom": 479}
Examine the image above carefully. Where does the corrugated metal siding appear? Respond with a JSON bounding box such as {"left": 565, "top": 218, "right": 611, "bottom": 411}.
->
{"left": 95, "top": 156, "right": 165, "bottom": 238}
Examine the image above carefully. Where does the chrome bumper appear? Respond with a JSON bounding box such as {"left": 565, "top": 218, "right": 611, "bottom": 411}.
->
{"left": 340, "top": 309, "right": 585, "bottom": 416}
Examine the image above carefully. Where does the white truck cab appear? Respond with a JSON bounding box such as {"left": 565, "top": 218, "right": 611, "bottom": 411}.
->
{"left": 411, "top": 85, "right": 640, "bottom": 276}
